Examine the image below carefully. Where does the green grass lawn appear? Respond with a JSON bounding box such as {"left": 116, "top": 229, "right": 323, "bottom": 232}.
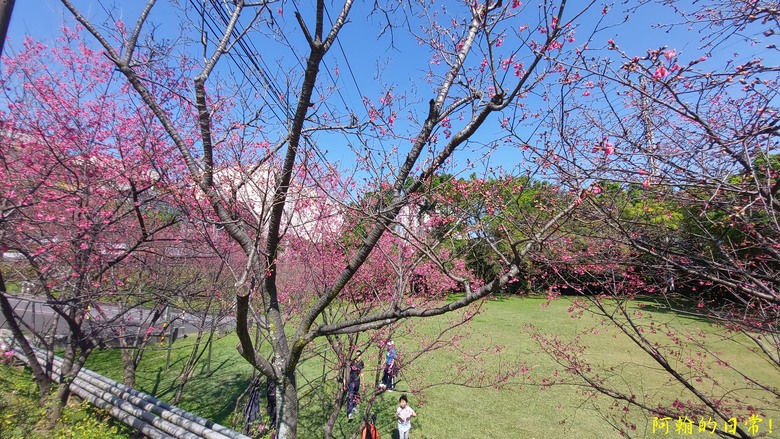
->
{"left": 39, "top": 296, "right": 779, "bottom": 438}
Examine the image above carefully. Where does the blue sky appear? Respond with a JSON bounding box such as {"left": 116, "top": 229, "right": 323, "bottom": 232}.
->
{"left": 4, "top": 1, "right": 776, "bottom": 183}
{"left": 10, "top": 2, "right": 768, "bottom": 71}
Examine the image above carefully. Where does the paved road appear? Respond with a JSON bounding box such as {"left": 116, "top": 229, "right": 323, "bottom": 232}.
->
{"left": 0, "top": 296, "right": 234, "bottom": 345}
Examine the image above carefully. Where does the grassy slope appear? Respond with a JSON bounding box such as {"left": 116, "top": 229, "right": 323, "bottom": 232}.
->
{"left": 0, "top": 364, "right": 133, "bottom": 438}
{"left": 78, "top": 297, "right": 778, "bottom": 439}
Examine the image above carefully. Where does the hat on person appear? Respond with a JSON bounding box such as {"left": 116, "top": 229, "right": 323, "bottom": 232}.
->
{"left": 387, "top": 340, "right": 394, "bottom": 346}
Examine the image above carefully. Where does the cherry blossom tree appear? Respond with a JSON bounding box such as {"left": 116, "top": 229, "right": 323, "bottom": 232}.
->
{"left": 7, "top": 0, "right": 774, "bottom": 436}
{"left": 513, "top": 1, "right": 779, "bottom": 436}
{"left": 53, "top": 1, "right": 599, "bottom": 436}
{"left": 0, "top": 28, "right": 187, "bottom": 423}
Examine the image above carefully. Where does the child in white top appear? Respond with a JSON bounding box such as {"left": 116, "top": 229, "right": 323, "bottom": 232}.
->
{"left": 396, "top": 394, "right": 417, "bottom": 439}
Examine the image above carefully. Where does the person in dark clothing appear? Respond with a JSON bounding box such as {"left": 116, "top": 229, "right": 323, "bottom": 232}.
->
{"left": 242, "top": 377, "right": 262, "bottom": 436}
{"left": 266, "top": 379, "right": 277, "bottom": 429}
{"left": 347, "top": 349, "right": 365, "bottom": 421}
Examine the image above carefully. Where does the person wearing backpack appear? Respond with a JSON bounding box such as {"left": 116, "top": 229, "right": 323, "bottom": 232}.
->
{"left": 360, "top": 413, "right": 380, "bottom": 439}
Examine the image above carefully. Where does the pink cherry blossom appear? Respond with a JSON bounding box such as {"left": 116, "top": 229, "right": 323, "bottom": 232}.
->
{"left": 653, "top": 66, "right": 669, "bottom": 79}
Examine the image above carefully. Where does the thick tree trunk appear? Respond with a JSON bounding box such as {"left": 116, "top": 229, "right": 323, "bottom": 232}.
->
{"left": 0, "top": 272, "right": 52, "bottom": 395}
{"left": 120, "top": 341, "right": 137, "bottom": 388}
{"left": 47, "top": 350, "right": 77, "bottom": 427}
{"left": 47, "top": 381, "right": 71, "bottom": 427}
{"left": 46, "top": 332, "right": 91, "bottom": 428}
{"left": 276, "top": 371, "right": 299, "bottom": 439}
{"left": 116, "top": 322, "right": 141, "bottom": 388}
{"left": 0, "top": 0, "right": 16, "bottom": 58}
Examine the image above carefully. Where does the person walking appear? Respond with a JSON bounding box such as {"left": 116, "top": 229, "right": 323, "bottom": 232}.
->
{"left": 380, "top": 340, "right": 398, "bottom": 391}
{"left": 346, "top": 349, "right": 364, "bottom": 421}
{"left": 396, "top": 394, "right": 417, "bottom": 439}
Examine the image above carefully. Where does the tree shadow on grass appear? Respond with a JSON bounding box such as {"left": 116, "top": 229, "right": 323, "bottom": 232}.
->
{"left": 292, "top": 383, "right": 401, "bottom": 439}
{"left": 143, "top": 357, "right": 247, "bottom": 424}
{"left": 630, "top": 295, "right": 717, "bottom": 325}
{"left": 190, "top": 372, "right": 252, "bottom": 424}
{"left": 139, "top": 353, "right": 418, "bottom": 438}
{"left": 447, "top": 291, "right": 543, "bottom": 305}
{"left": 147, "top": 353, "right": 191, "bottom": 396}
